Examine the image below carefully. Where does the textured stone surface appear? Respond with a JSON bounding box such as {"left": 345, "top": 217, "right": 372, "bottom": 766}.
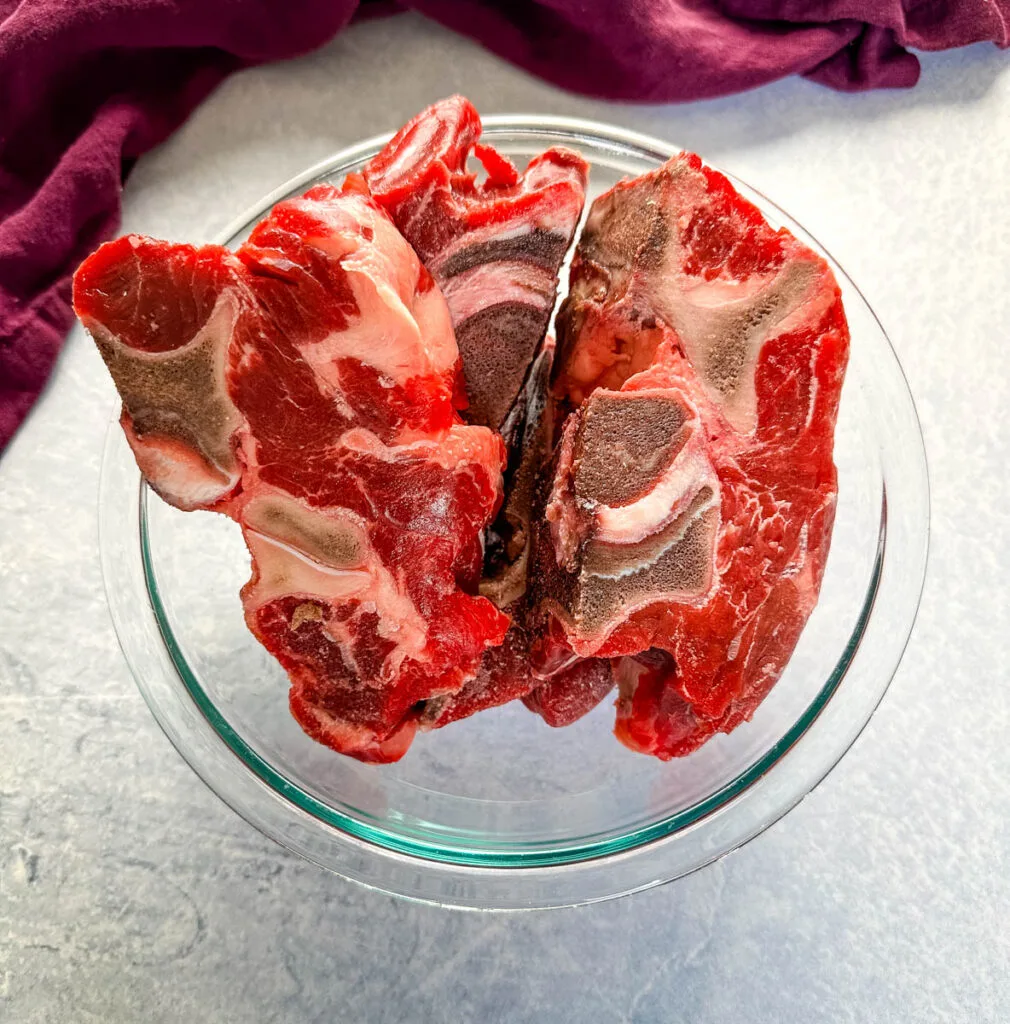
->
{"left": 2, "top": 14, "right": 1009, "bottom": 1023}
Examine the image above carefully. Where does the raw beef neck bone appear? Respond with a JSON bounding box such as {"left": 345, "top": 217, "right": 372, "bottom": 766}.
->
{"left": 74, "top": 185, "right": 509, "bottom": 763}
{"left": 363, "top": 94, "right": 588, "bottom": 443}
{"left": 75, "top": 101, "right": 849, "bottom": 765}
{"left": 530, "top": 151, "right": 849, "bottom": 756}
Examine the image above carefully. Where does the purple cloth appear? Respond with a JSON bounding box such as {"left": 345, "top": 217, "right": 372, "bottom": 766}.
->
{"left": 1, "top": 0, "right": 1007, "bottom": 452}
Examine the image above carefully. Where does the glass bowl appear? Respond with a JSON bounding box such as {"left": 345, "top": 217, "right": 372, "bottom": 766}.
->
{"left": 98, "top": 117, "right": 929, "bottom": 910}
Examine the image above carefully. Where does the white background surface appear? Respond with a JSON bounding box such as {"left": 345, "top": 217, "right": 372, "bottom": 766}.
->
{"left": 1, "top": 15, "right": 1008, "bottom": 1022}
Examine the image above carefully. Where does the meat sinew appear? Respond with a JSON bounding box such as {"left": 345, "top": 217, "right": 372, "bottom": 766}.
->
{"left": 528, "top": 152, "right": 849, "bottom": 758}
{"left": 74, "top": 184, "right": 509, "bottom": 762}
{"left": 363, "top": 95, "right": 588, "bottom": 441}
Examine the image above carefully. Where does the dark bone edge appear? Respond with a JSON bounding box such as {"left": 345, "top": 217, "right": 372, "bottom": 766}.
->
{"left": 480, "top": 336, "right": 557, "bottom": 609}
{"left": 439, "top": 229, "right": 571, "bottom": 280}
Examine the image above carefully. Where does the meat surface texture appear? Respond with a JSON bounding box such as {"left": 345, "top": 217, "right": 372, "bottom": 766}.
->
{"left": 522, "top": 656, "right": 616, "bottom": 728}
{"left": 363, "top": 96, "right": 588, "bottom": 439}
{"left": 74, "top": 184, "right": 509, "bottom": 762}
{"left": 75, "top": 101, "right": 850, "bottom": 766}
{"left": 531, "top": 152, "right": 850, "bottom": 758}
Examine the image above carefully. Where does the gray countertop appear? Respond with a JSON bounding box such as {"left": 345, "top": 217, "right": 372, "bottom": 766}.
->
{"left": 2, "top": 15, "right": 1009, "bottom": 1023}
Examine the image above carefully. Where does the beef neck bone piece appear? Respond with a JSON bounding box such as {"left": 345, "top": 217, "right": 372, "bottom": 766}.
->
{"left": 362, "top": 95, "right": 589, "bottom": 444}
{"left": 74, "top": 185, "right": 509, "bottom": 763}
{"left": 530, "top": 151, "right": 850, "bottom": 757}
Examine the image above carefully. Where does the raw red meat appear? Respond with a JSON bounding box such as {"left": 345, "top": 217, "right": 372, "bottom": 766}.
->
{"left": 420, "top": 624, "right": 533, "bottom": 729}
{"left": 361, "top": 97, "right": 590, "bottom": 732}
{"left": 522, "top": 657, "right": 615, "bottom": 728}
{"left": 363, "top": 96, "right": 588, "bottom": 438}
{"left": 74, "top": 184, "right": 509, "bottom": 762}
{"left": 75, "top": 103, "right": 849, "bottom": 766}
{"left": 530, "top": 153, "right": 849, "bottom": 758}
